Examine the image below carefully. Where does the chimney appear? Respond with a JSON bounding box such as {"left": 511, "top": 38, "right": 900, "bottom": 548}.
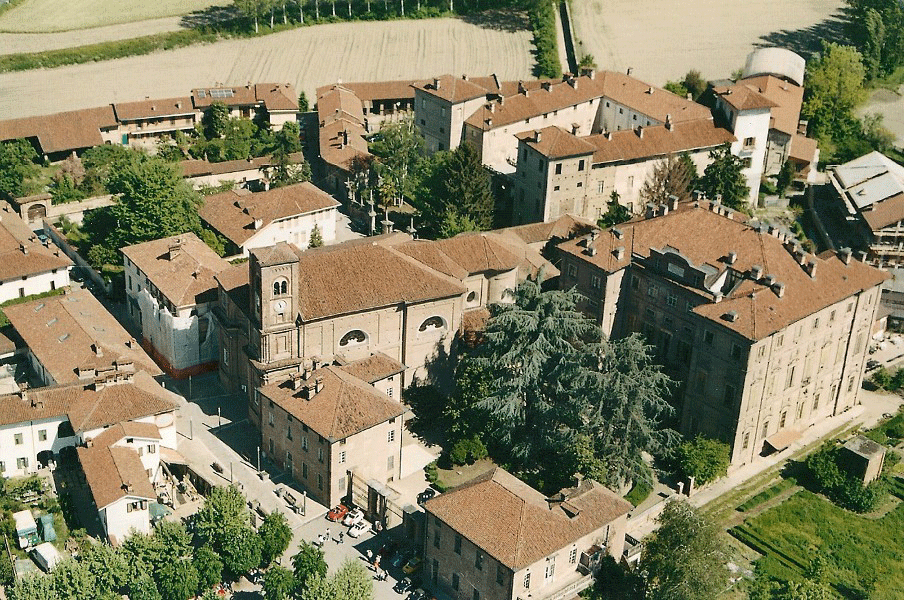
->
{"left": 612, "top": 227, "right": 624, "bottom": 240}
{"left": 658, "top": 203, "right": 668, "bottom": 216}
{"left": 499, "top": 95, "right": 504, "bottom": 106}
{"left": 727, "top": 251, "right": 737, "bottom": 265}
{"left": 176, "top": 101, "right": 182, "bottom": 109}
{"left": 764, "top": 274, "right": 777, "bottom": 286}
{"left": 92, "top": 341, "right": 103, "bottom": 357}
{"left": 626, "top": 67, "right": 633, "bottom": 76}
{"left": 805, "top": 260, "right": 817, "bottom": 278}
{"left": 253, "top": 218, "right": 263, "bottom": 230}
{"left": 168, "top": 238, "right": 182, "bottom": 260}
{"left": 534, "top": 129, "right": 542, "bottom": 143}
{"left": 488, "top": 102, "right": 495, "bottom": 114}
{"left": 604, "top": 131, "right": 612, "bottom": 141}
{"left": 645, "top": 203, "right": 656, "bottom": 219}
{"left": 614, "top": 246, "right": 625, "bottom": 260}
{"left": 668, "top": 194, "right": 679, "bottom": 211}
{"left": 724, "top": 310, "right": 738, "bottom": 322}
{"left": 570, "top": 78, "right": 578, "bottom": 90}
{"left": 839, "top": 247, "right": 852, "bottom": 265}
{"left": 571, "top": 123, "right": 579, "bottom": 135}
{"left": 291, "top": 372, "right": 304, "bottom": 390}
{"left": 542, "top": 81, "right": 551, "bottom": 91}
{"left": 855, "top": 250, "right": 868, "bottom": 262}
{"left": 750, "top": 265, "right": 763, "bottom": 280}
{"left": 665, "top": 114, "right": 673, "bottom": 131}
{"left": 94, "top": 377, "right": 106, "bottom": 391}
{"left": 773, "top": 282, "right": 786, "bottom": 298}
{"left": 645, "top": 86, "right": 653, "bottom": 94}
{"left": 573, "top": 472, "right": 584, "bottom": 487}
{"left": 20, "top": 244, "right": 28, "bottom": 255}
{"left": 588, "top": 247, "right": 597, "bottom": 257}
{"left": 342, "top": 130, "right": 349, "bottom": 146}
{"left": 303, "top": 363, "right": 312, "bottom": 380}
{"left": 315, "top": 377, "right": 324, "bottom": 394}
{"left": 432, "top": 77, "right": 441, "bottom": 90}
{"left": 636, "top": 126, "right": 644, "bottom": 138}
{"left": 714, "top": 292, "right": 723, "bottom": 303}
{"left": 462, "top": 74, "right": 468, "bottom": 81}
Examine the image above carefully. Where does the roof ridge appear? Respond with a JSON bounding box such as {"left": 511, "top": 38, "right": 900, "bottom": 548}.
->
{"left": 512, "top": 484, "right": 530, "bottom": 566}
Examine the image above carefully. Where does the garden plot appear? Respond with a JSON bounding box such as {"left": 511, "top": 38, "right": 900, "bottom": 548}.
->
{"left": 0, "top": 0, "right": 229, "bottom": 32}
{"left": 568, "top": 0, "right": 846, "bottom": 86}
{"left": 0, "top": 17, "right": 534, "bottom": 119}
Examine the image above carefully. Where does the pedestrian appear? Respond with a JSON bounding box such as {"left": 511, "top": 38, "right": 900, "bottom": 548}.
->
{"left": 325, "top": 527, "right": 331, "bottom": 540}
{"left": 374, "top": 555, "right": 381, "bottom": 571}
{"left": 366, "top": 549, "right": 373, "bottom": 564}
{"left": 317, "top": 534, "right": 324, "bottom": 546}
{"left": 338, "top": 532, "right": 344, "bottom": 544}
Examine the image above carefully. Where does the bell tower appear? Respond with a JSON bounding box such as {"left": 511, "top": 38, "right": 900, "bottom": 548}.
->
{"left": 250, "top": 243, "right": 300, "bottom": 364}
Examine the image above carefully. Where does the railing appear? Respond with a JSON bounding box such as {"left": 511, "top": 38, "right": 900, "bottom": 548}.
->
{"left": 517, "top": 574, "right": 594, "bottom": 600}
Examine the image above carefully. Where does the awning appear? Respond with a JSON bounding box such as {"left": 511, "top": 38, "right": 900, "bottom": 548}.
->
{"left": 160, "top": 447, "right": 187, "bottom": 465}
{"left": 765, "top": 428, "right": 803, "bottom": 452}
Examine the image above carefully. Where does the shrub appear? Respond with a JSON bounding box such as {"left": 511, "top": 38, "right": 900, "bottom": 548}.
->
{"left": 527, "top": 1, "right": 561, "bottom": 78}
{"left": 804, "top": 442, "right": 883, "bottom": 512}
{"left": 449, "top": 436, "right": 488, "bottom": 466}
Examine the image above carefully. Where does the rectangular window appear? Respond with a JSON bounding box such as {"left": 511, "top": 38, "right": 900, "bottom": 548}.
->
{"left": 524, "top": 572, "right": 531, "bottom": 589}
{"left": 302, "top": 463, "right": 308, "bottom": 478}
{"left": 302, "top": 437, "right": 308, "bottom": 451}
{"left": 847, "top": 376, "right": 855, "bottom": 393}
{"left": 731, "top": 344, "right": 744, "bottom": 361}
{"left": 631, "top": 276, "right": 639, "bottom": 290}
{"left": 569, "top": 547, "right": 577, "bottom": 564}
{"left": 742, "top": 432, "right": 750, "bottom": 450}
{"left": 0, "top": 462, "right": 4, "bottom": 472}
{"left": 14, "top": 433, "right": 22, "bottom": 445}
{"left": 785, "top": 366, "right": 795, "bottom": 389}
{"left": 647, "top": 285, "right": 657, "bottom": 298}
{"left": 473, "top": 590, "right": 480, "bottom": 600}
{"left": 780, "top": 411, "right": 787, "bottom": 428}
{"left": 318, "top": 447, "right": 324, "bottom": 463}
{"left": 666, "top": 293, "right": 677, "bottom": 307}
{"left": 813, "top": 393, "right": 820, "bottom": 411}
{"left": 703, "top": 331, "right": 714, "bottom": 345}
{"left": 268, "top": 412, "right": 274, "bottom": 426}
{"left": 287, "top": 426, "right": 292, "bottom": 440}
{"left": 723, "top": 385, "right": 736, "bottom": 408}
{"left": 597, "top": 180, "right": 604, "bottom": 194}
{"left": 545, "top": 561, "right": 555, "bottom": 580}
{"left": 339, "top": 451, "right": 346, "bottom": 464}
{"left": 566, "top": 263, "right": 577, "bottom": 277}
{"left": 744, "top": 136, "right": 755, "bottom": 147}
{"left": 813, "top": 318, "right": 819, "bottom": 330}
{"left": 387, "top": 455, "right": 395, "bottom": 471}
{"left": 317, "top": 474, "right": 323, "bottom": 490}
{"left": 578, "top": 159, "right": 585, "bottom": 171}
{"left": 452, "top": 573, "right": 460, "bottom": 591}
{"left": 338, "top": 476, "right": 345, "bottom": 491}
{"left": 38, "top": 430, "right": 47, "bottom": 442}
{"left": 388, "top": 430, "right": 395, "bottom": 443}
{"left": 434, "top": 530, "right": 441, "bottom": 548}
{"left": 590, "top": 275, "right": 601, "bottom": 290}
{"left": 16, "top": 457, "right": 27, "bottom": 469}
{"left": 455, "top": 535, "right": 462, "bottom": 555}
{"left": 475, "top": 552, "right": 484, "bottom": 570}
{"left": 496, "top": 564, "right": 505, "bottom": 585}
{"left": 762, "top": 421, "right": 769, "bottom": 439}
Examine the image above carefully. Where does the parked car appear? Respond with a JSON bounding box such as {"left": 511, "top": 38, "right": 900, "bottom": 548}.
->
{"left": 348, "top": 521, "right": 369, "bottom": 538}
{"left": 394, "top": 577, "right": 416, "bottom": 594}
{"left": 403, "top": 556, "right": 423, "bottom": 575}
{"left": 391, "top": 548, "right": 414, "bottom": 568}
{"left": 327, "top": 504, "right": 350, "bottom": 522}
{"left": 407, "top": 589, "right": 427, "bottom": 600}
{"left": 343, "top": 508, "right": 365, "bottom": 527}
{"left": 417, "top": 488, "right": 436, "bottom": 505}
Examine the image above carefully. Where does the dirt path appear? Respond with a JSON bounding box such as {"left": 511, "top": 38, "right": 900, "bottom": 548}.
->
{"left": 859, "top": 87, "right": 904, "bottom": 150}
{"left": 569, "top": 0, "right": 846, "bottom": 86}
{"left": 0, "top": 17, "right": 534, "bottom": 119}
{"left": 0, "top": 16, "right": 186, "bottom": 55}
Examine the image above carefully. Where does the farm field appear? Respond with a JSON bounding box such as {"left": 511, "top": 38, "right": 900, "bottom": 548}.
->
{"left": 0, "top": 17, "right": 534, "bottom": 119}
{"left": 568, "top": 0, "right": 846, "bottom": 87}
{"left": 0, "top": 0, "right": 229, "bottom": 32}
{"left": 733, "top": 489, "right": 904, "bottom": 599}
{"left": 0, "top": 17, "right": 186, "bottom": 55}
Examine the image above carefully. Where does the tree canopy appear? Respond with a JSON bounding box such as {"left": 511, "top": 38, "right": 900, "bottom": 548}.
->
{"left": 292, "top": 541, "right": 328, "bottom": 593}
{"left": 0, "top": 139, "right": 40, "bottom": 199}
{"left": 416, "top": 143, "right": 495, "bottom": 238}
{"left": 470, "top": 277, "right": 676, "bottom": 490}
{"left": 642, "top": 500, "right": 728, "bottom": 600}
{"left": 300, "top": 560, "right": 373, "bottom": 600}
{"left": 259, "top": 511, "right": 293, "bottom": 566}
{"left": 699, "top": 144, "right": 749, "bottom": 211}
{"left": 640, "top": 154, "right": 697, "bottom": 206}
{"left": 802, "top": 43, "right": 867, "bottom": 141}
{"left": 674, "top": 435, "right": 730, "bottom": 485}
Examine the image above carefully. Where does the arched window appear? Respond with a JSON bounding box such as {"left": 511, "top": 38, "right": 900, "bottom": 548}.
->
{"left": 273, "top": 278, "right": 288, "bottom": 296}
{"left": 419, "top": 316, "right": 445, "bottom": 332}
{"left": 339, "top": 329, "right": 368, "bottom": 347}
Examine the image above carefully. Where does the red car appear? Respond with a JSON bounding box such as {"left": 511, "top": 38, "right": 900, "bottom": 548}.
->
{"left": 327, "top": 504, "right": 350, "bottom": 522}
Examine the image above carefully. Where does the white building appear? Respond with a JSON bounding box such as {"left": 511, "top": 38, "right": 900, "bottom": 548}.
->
{"left": 0, "top": 370, "right": 178, "bottom": 478}
{"left": 199, "top": 183, "right": 340, "bottom": 257}
{"left": 0, "top": 202, "right": 71, "bottom": 303}
{"left": 123, "top": 233, "right": 229, "bottom": 377}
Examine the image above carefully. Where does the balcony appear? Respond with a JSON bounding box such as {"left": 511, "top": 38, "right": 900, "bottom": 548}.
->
{"left": 516, "top": 572, "right": 594, "bottom": 600}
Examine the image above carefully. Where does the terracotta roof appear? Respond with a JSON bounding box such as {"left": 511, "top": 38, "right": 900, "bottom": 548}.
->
{"left": 500, "top": 214, "right": 595, "bottom": 245}
{"left": 586, "top": 119, "right": 736, "bottom": 164}
{"left": 89, "top": 421, "right": 162, "bottom": 448}
{"left": 180, "top": 156, "right": 269, "bottom": 178}
{"left": 559, "top": 205, "right": 889, "bottom": 340}
{"left": 413, "top": 75, "right": 490, "bottom": 103}
{"left": 214, "top": 264, "right": 250, "bottom": 320}
{"left": 199, "top": 183, "right": 339, "bottom": 248}
{"left": 0, "top": 370, "right": 177, "bottom": 431}
{"left": 338, "top": 352, "right": 405, "bottom": 383}
{"left": 286, "top": 240, "right": 466, "bottom": 321}
{"left": 861, "top": 193, "right": 904, "bottom": 230}
{"left": 319, "top": 80, "right": 423, "bottom": 103}
{"left": 738, "top": 75, "right": 803, "bottom": 136}
{"left": 4, "top": 288, "right": 161, "bottom": 384}
{"left": 465, "top": 71, "right": 711, "bottom": 131}
{"left": 319, "top": 118, "right": 371, "bottom": 172}
{"left": 0, "top": 105, "right": 118, "bottom": 155}
{"left": 397, "top": 233, "right": 522, "bottom": 278}
{"left": 789, "top": 134, "right": 818, "bottom": 164}
{"left": 259, "top": 365, "right": 403, "bottom": 441}
{"left": 78, "top": 445, "right": 156, "bottom": 510}
{"left": 713, "top": 83, "right": 778, "bottom": 112}
{"left": 253, "top": 83, "right": 299, "bottom": 112}
{"left": 424, "top": 468, "right": 631, "bottom": 569}
{"left": 0, "top": 203, "right": 72, "bottom": 283}
{"left": 515, "top": 127, "right": 596, "bottom": 159}
{"left": 122, "top": 232, "right": 229, "bottom": 307}
{"left": 113, "top": 97, "right": 195, "bottom": 121}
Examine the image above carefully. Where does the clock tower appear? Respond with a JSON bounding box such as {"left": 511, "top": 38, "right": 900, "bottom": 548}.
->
{"left": 250, "top": 243, "right": 300, "bottom": 364}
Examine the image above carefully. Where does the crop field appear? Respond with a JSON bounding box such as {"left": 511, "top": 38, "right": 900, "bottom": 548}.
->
{"left": 0, "top": 0, "right": 229, "bottom": 32}
{"left": 0, "top": 17, "right": 534, "bottom": 119}
{"left": 568, "top": 0, "right": 846, "bottom": 86}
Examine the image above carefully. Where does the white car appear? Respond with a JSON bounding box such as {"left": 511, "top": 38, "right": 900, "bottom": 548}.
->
{"left": 348, "top": 521, "right": 369, "bottom": 538}
{"left": 343, "top": 508, "right": 364, "bottom": 527}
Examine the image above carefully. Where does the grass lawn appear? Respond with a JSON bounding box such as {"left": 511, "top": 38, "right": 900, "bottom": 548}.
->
{"left": 732, "top": 490, "right": 904, "bottom": 599}
{"left": 435, "top": 458, "right": 496, "bottom": 490}
{"left": 0, "top": 0, "right": 230, "bottom": 32}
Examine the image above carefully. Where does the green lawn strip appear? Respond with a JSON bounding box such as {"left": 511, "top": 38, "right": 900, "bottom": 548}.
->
{"left": 0, "top": 287, "right": 67, "bottom": 327}
{"left": 736, "top": 478, "right": 797, "bottom": 512}
{"left": 624, "top": 481, "right": 652, "bottom": 506}
{"left": 738, "top": 490, "right": 904, "bottom": 599}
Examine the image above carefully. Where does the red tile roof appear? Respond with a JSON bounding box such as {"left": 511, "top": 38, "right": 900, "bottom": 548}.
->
{"left": 78, "top": 445, "right": 156, "bottom": 510}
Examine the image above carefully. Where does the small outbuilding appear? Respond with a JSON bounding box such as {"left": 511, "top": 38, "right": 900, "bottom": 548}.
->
{"left": 841, "top": 435, "right": 886, "bottom": 484}
{"left": 13, "top": 510, "right": 38, "bottom": 549}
